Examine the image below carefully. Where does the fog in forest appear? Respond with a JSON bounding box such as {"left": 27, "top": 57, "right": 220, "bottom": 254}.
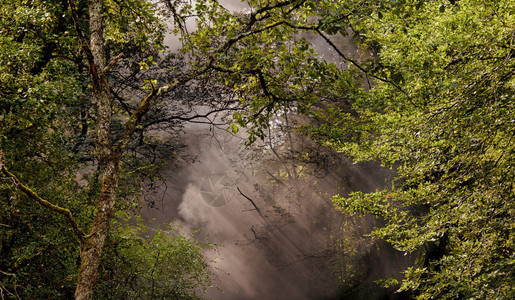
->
{"left": 137, "top": 119, "right": 413, "bottom": 299}
{"left": 137, "top": 1, "right": 411, "bottom": 299}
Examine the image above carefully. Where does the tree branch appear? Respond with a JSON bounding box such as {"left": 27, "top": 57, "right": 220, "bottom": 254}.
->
{"left": 114, "top": 5, "right": 298, "bottom": 154}
{"left": 312, "top": 28, "right": 418, "bottom": 105}
{"left": 0, "top": 153, "right": 86, "bottom": 245}
{"left": 143, "top": 106, "right": 240, "bottom": 129}
{"left": 237, "top": 187, "right": 264, "bottom": 219}
{"left": 67, "top": 0, "right": 98, "bottom": 79}
{"left": 104, "top": 52, "right": 124, "bottom": 73}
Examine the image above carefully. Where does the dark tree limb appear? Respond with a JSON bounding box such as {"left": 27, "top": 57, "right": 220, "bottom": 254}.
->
{"left": 104, "top": 52, "right": 124, "bottom": 73}
{"left": 67, "top": 0, "right": 98, "bottom": 79}
{"left": 237, "top": 187, "right": 264, "bottom": 219}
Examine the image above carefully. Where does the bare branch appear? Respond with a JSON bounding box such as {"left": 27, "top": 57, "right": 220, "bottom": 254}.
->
{"left": 237, "top": 187, "right": 264, "bottom": 219}
{"left": 266, "top": 171, "right": 287, "bottom": 186}
{"left": 143, "top": 106, "right": 239, "bottom": 128}
{"left": 104, "top": 52, "right": 124, "bottom": 73}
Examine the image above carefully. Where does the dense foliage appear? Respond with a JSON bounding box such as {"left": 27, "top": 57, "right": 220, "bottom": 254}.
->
{"left": 0, "top": 1, "right": 86, "bottom": 297}
{"left": 1, "top": 0, "right": 513, "bottom": 298}
{"left": 325, "top": 1, "right": 515, "bottom": 299}
{"left": 96, "top": 215, "right": 216, "bottom": 299}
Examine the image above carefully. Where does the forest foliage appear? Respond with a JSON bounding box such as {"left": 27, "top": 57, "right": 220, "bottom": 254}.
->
{"left": 0, "top": 0, "right": 513, "bottom": 299}
{"left": 325, "top": 1, "right": 515, "bottom": 299}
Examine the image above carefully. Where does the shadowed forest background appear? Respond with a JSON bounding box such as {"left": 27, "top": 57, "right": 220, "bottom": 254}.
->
{"left": 0, "top": 0, "right": 513, "bottom": 299}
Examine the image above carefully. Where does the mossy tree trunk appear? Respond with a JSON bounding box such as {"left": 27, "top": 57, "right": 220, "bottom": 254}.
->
{"left": 74, "top": 0, "right": 119, "bottom": 298}
{"left": 74, "top": 158, "right": 119, "bottom": 300}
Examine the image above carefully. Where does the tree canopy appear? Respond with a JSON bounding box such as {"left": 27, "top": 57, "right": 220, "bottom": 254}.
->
{"left": 0, "top": 0, "right": 513, "bottom": 299}
{"left": 323, "top": 1, "right": 514, "bottom": 299}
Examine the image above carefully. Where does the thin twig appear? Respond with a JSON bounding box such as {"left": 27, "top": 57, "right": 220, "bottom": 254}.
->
{"left": 237, "top": 187, "right": 264, "bottom": 219}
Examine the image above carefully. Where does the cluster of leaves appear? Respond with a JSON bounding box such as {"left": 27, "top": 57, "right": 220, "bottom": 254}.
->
{"left": 0, "top": 1, "right": 87, "bottom": 297}
{"left": 95, "top": 214, "right": 217, "bottom": 300}
{"left": 322, "top": 1, "right": 514, "bottom": 299}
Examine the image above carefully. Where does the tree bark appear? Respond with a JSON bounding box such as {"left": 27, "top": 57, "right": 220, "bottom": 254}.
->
{"left": 74, "top": 0, "right": 119, "bottom": 299}
{"left": 75, "top": 159, "right": 119, "bottom": 300}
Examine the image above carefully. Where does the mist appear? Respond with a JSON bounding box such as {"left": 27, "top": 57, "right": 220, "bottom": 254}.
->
{"left": 136, "top": 117, "right": 413, "bottom": 299}
{"left": 136, "top": 1, "right": 412, "bottom": 299}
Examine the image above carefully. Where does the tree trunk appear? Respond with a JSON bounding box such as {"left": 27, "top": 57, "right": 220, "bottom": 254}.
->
{"left": 75, "top": 159, "right": 119, "bottom": 300}
{"left": 74, "top": 0, "right": 119, "bottom": 299}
